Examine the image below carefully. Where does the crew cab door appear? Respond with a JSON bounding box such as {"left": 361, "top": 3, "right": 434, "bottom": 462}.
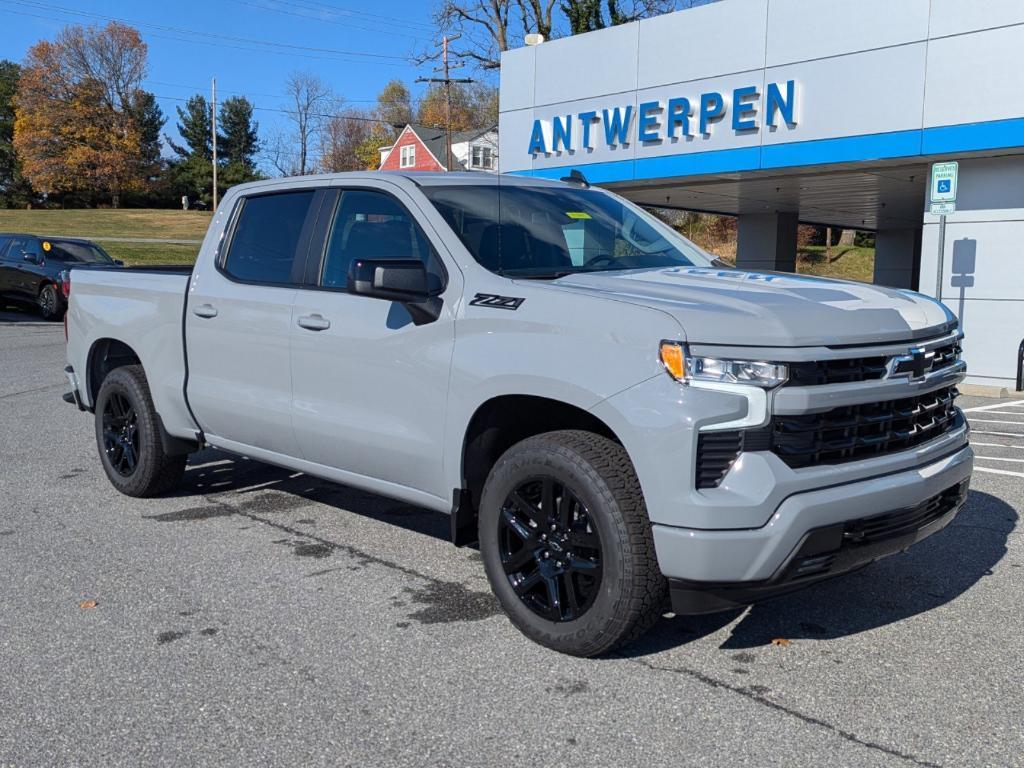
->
{"left": 185, "top": 189, "right": 323, "bottom": 458}
{"left": 289, "top": 185, "right": 461, "bottom": 499}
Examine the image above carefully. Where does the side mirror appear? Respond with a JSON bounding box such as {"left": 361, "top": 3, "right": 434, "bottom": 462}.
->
{"left": 114, "top": 260, "right": 125, "bottom": 266}
{"left": 348, "top": 258, "right": 442, "bottom": 326}
{"left": 22, "top": 251, "right": 40, "bottom": 264}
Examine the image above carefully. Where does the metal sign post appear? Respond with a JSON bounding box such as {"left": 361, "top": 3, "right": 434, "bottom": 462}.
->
{"left": 929, "top": 162, "right": 958, "bottom": 302}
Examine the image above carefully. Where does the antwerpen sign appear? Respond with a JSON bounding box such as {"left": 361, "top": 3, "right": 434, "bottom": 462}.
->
{"left": 527, "top": 80, "right": 798, "bottom": 155}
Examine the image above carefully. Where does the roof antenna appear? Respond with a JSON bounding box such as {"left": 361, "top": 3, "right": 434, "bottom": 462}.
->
{"left": 560, "top": 169, "right": 590, "bottom": 188}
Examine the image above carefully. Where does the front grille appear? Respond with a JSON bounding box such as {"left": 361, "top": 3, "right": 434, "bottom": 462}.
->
{"left": 761, "top": 386, "right": 959, "bottom": 469}
{"left": 843, "top": 481, "right": 967, "bottom": 545}
{"left": 695, "top": 431, "right": 743, "bottom": 488}
{"left": 927, "top": 338, "right": 963, "bottom": 373}
{"left": 785, "top": 336, "right": 962, "bottom": 387}
{"left": 788, "top": 356, "right": 888, "bottom": 386}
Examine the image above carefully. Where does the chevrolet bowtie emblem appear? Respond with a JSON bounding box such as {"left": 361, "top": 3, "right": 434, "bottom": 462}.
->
{"left": 890, "top": 347, "right": 935, "bottom": 381}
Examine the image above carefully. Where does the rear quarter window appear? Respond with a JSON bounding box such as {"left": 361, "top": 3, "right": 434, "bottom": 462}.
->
{"left": 221, "top": 191, "right": 317, "bottom": 285}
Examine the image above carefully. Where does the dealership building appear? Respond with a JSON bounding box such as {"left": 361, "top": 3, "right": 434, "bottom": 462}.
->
{"left": 498, "top": 0, "right": 1024, "bottom": 391}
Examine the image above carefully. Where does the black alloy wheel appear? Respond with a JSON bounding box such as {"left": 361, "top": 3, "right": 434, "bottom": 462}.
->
{"left": 38, "top": 284, "right": 62, "bottom": 320}
{"left": 101, "top": 392, "right": 139, "bottom": 476}
{"left": 498, "top": 477, "right": 603, "bottom": 622}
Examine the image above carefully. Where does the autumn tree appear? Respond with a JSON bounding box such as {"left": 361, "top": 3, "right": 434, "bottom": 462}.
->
{"left": 416, "top": 81, "right": 497, "bottom": 132}
{"left": 0, "top": 60, "right": 33, "bottom": 208}
{"left": 14, "top": 22, "right": 153, "bottom": 207}
{"left": 376, "top": 80, "right": 414, "bottom": 129}
{"left": 320, "top": 108, "right": 372, "bottom": 172}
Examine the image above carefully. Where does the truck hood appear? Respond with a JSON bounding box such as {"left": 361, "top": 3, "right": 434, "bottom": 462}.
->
{"left": 549, "top": 267, "right": 956, "bottom": 347}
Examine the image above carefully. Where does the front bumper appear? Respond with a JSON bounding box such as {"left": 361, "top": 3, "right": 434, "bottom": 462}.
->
{"left": 653, "top": 444, "right": 973, "bottom": 614}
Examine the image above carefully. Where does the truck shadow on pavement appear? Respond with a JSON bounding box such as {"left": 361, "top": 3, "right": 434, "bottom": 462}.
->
{"left": 173, "top": 448, "right": 450, "bottom": 542}
{"left": 626, "top": 490, "right": 1017, "bottom": 654}
{"left": 174, "top": 452, "right": 1016, "bottom": 652}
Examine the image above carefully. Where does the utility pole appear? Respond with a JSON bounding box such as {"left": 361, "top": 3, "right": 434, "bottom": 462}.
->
{"left": 211, "top": 77, "right": 218, "bottom": 211}
{"left": 417, "top": 34, "right": 472, "bottom": 170}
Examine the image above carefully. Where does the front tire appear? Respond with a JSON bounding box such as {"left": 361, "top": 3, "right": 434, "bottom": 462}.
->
{"left": 94, "top": 365, "right": 187, "bottom": 497}
{"left": 479, "top": 430, "right": 667, "bottom": 656}
{"left": 38, "top": 283, "right": 64, "bottom": 321}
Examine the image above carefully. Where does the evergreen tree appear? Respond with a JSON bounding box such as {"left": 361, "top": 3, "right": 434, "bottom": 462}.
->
{"left": 167, "top": 94, "right": 211, "bottom": 160}
{"left": 0, "top": 59, "right": 33, "bottom": 208}
{"left": 217, "top": 96, "right": 260, "bottom": 185}
{"left": 130, "top": 90, "right": 165, "bottom": 169}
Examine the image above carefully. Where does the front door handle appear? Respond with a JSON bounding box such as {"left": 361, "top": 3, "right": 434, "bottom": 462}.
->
{"left": 193, "top": 303, "right": 218, "bottom": 318}
{"left": 297, "top": 314, "right": 330, "bottom": 331}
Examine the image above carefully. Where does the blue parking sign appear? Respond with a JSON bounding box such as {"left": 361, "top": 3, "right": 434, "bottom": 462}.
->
{"left": 937, "top": 179, "right": 951, "bottom": 194}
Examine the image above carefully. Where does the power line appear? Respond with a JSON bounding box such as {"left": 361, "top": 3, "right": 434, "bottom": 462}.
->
{"left": 0, "top": 6, "right": 411, "bottom": 67}
{"left": 224, "top": 0, "right": 433, "bottom": 42}
{"left": 145, "top": 79, "right": 427, "bottom": 107}
{"left": 4, "top": 0, "right": 411, "bottom": 60}
{"left": 266, "top": 0, "right": 436, "bottom": 32}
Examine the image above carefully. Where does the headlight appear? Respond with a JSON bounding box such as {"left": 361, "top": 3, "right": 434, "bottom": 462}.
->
{"left": 659, "top": 342, "right": 788, "bottom": 388}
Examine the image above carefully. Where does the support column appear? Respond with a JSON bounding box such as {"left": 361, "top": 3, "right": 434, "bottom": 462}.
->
{"left": 873, "top": 228, "right": 921, "bottom": 289}
{"left": 735, "top": 212, "right": 798, "bottom": 272}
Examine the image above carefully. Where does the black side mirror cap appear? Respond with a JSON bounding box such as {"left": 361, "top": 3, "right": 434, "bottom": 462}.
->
{"left": 347, "top": 258, "right": 442, "bottom": 325}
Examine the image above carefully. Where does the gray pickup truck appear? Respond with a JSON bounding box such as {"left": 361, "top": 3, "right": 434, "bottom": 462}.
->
{"left": 64, "top": 172, "right": 973, "bottom": 656}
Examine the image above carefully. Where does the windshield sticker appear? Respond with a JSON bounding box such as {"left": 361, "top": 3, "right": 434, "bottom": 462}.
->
{"left": 565, "top": 211, "right": 591, "bottom": 220}
{"left": 42, "top": 241, "right": 52, "bottom": 252}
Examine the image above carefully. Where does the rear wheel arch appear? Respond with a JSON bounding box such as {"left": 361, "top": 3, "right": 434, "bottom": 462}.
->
{"left": 452, "top": 394, "right": 628, "bottom": 546}
{"left": 87, "top": 338, "right": 143, "bottom": 405}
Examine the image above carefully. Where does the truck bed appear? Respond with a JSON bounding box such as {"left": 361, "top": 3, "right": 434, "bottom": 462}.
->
{"left": 65, "top": 267, "right": 198, "bottom": 439}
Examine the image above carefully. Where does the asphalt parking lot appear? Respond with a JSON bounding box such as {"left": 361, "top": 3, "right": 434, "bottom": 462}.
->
{"left": 1, "top": 308, "right": 1022, "bottom": 768}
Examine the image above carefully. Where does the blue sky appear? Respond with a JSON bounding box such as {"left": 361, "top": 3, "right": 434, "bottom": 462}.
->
{"left": 0, "top": 0, "right": 455, "bottom": 168}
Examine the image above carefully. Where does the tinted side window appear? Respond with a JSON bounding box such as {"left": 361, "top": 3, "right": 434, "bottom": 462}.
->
{"left": 3, "top": 237, "right": 34, "bottom": 262}
{"left": 320, "top": 190, "right": 444, "bottom": 293}
{"left": 0, "top": 237, "right": 12, "bottom": 260}
{"left": 223, "top": 191, "right": 316, "bottom": 284}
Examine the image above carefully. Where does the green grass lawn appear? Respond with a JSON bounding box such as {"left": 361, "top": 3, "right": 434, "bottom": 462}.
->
{"left": 0, "top": 208, "right": 211, "bottom": 239}
{"left": 797, "top": 245, "right": 875, "bottom": 283}
{"left": 0, "top": 208, "right": 210, "bottom": 265}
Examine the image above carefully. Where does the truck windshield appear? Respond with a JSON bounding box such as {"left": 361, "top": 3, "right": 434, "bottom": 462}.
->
{"left": 422, "top": 184, "right": 713, "bottom": 278}
{"left": 48, "top": 240, "right": 114, "bottom": 264}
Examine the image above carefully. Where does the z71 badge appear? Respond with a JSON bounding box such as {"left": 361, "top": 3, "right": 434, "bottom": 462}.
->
{"left": 469, "top": 293, "right": 525, "bottom": 310}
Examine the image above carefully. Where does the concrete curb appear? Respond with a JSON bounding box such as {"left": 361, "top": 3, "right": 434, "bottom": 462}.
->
{"left": 959, "top": 383, "right": 1022, "bottom": 399}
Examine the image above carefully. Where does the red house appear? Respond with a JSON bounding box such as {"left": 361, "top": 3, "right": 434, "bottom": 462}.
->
{"left": 379, "top": 123, "right": 498, "bottom": 173}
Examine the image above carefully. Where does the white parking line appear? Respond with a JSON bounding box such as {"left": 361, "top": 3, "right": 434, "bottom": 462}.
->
{"left": 971, "top": 430, "right": 1024, "bottom": 438}
{"left": 974, "top": 466, "right": 1024, "bottom": 478}
{"left": 975, "top": 456, "right": 1024, "bottom": 463}
{"left": 964, "top": 399, "right": 1024, "bottom": 413}
{"left": 974, "top": 411, "right": 1024, "bottom": 417}
{"left": 971, "top": 441, "right": 1024, "bottom": 450}
{"left": 968, "top": 418, "right": 1024, "bottom": 426}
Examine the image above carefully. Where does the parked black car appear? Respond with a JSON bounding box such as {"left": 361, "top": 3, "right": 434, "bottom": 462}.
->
{"left": 0, "top": 234, "right": 123, "bottom": 320}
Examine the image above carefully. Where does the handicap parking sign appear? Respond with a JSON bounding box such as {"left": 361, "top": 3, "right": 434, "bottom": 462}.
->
{"left": 930, "top": 162, "right": 958, "bottom": 203}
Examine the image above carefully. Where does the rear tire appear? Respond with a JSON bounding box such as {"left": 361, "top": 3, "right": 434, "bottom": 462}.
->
{"left": 38, "top": 283, "right": 64, "bottom": 321}
{"left": 479, "top": 430, "right": 667, "bottom": 656}
{"left": 94, "top": 365, "right": 187, "bottom": 497}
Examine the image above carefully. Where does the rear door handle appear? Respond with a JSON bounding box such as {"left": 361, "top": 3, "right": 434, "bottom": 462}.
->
{"left": 193, "top": 303, "right": 218, "bottom": 318}
{"left": 297, "top": 314, "right": 330, "bottom": 331}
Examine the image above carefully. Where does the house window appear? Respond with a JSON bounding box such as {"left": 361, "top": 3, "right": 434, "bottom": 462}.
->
{"left": 470, "top": 145, "right": 494, "bottom": 169}
{"left": 400, "top": 144, "right": 416, "bottom": 168}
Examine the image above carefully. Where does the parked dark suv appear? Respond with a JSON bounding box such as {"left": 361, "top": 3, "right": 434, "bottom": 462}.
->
{"left": 0, "top": 234, "right": 122, "bottom": 320}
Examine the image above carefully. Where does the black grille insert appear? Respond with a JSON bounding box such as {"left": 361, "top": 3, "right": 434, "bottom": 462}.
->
{"left": 788, "top": 356, "right": 888, "bottom": 386}
{"left": 695, "top": 431, "right": 743, "bottom": 489}
{"left": 843, "top": 481, "right": 966, "bottom": 545}
{"left": 785, "top": 337, "right": 961, "bottom": 387}
{"left": 761, "top": 386, "right": 959, "bottom": 469}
